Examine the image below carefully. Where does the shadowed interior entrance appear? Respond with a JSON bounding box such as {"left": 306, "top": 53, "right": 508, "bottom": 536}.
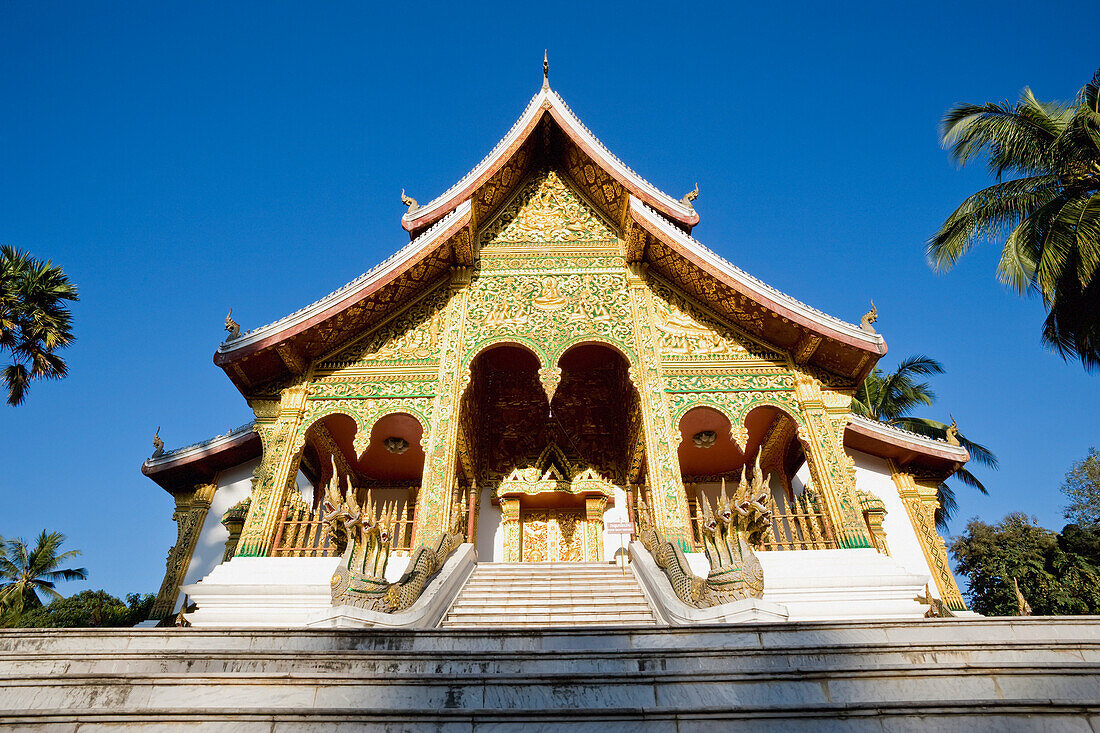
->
{"left": 459, "top": 342, "right": 644, "bottom": 562}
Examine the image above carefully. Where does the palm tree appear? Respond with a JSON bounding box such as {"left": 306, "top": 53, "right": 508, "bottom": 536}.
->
{"left": 0, "top": 531, "right": 87, "bottom": 616}
{"left": 929, "top": 69, "right": 1100, "bottom": 371}
{"left": 0, "top": 245, "right": 79, "bottom": 405}
{"left": 853, "top": 355, "right": 998, "bottom": 531}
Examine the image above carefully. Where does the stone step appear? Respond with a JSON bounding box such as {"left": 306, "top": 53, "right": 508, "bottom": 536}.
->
{"left": 440, "top": 562, "right": 659, "bottom": 628}
{"left": 2, "top": 620, "right": 1099, "bottom": 727}
{"left": 440, "top": 615, "right": 660, "bottom": 627}
{"left": 456, "top": 584, "right": 647, "bottom": 595}
{"left": 470, "top": 567, "right": 625, "bottom": 573}
{"left": 451, "top": 596, "right": 651, "bottom": 606}
{"left": 444, "top": 598, "right": 651, "bottom": 611}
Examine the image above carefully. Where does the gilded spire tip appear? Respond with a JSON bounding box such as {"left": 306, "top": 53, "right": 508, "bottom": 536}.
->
{"left": 543, "top": 50, "right": 549, "bottom": 89}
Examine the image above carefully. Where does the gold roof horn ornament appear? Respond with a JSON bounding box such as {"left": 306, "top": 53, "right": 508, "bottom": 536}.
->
{"left": 1012, "top": 577, "right": 1032, "bottom": 616}
{"left": 945, "top": 415, "right": 961, "bottom": 446}
{"left": 543, "top": 49, "right": 549, "bottom": 89}
{"left": 680, "top": 182, "right": 699, "bottom": 208}
{"left": 152, "top": 427, "right": 164, "bottom": 458}
{"left": 401, "top": 189, "right": 419, "bottom": 214}
{"left": 224, "top": 309, "right": 240, "bottom": 341}
{"left": 860, "top": 300, "right": 878, "bottom": 334}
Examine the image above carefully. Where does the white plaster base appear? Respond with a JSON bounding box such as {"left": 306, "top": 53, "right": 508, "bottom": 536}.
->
{"left": 182, "top": 556, "right": 342, "bottom": 628}
{"left": 4, "top": 618, "right": 1099, "bottom": 727}
{"left": 632, "top": 544, "right": 934, "bottom": 623}
{"left": 629, "top": 542, "right": 789, "bottom": 624}
{"left": 759, "top": 548, "right": 933, "bottom": 621}
{"left": 307, "top": 544, "right": 476, "bottom": 628}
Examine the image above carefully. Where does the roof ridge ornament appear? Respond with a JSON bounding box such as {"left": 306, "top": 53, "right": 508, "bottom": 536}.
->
{"left": 543, "top": 49, "right": 549, "bottom": 89}
{"left": 945, "top": 415, "right": 961, "bottom": 446}
{"left": 860, "top": 300, "right": 877, "bottom": 334}
{"left": 225, "top": 309, "right": 240, "bottom": 341}
{"left": 401, "top": 188, "right": 420, "bottom": 214}
{"left": 680, "top": 182, "right": 699, "bottom": 208}
{"left": 152, "top": 427, "right": 164, "bottom": 458}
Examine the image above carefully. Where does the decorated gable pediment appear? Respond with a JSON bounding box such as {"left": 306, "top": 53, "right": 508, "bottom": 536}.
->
{"left": 480, "top": 169, "right": 616, "bottom": 247}
{"left": 496, "top": 443, "right": 615, "bottom": 500}
{"left": 318, "top": 282, "right": 450, "bottom": 370}
{"left": 649, "top": 277, "right": 784, "bottom": 363}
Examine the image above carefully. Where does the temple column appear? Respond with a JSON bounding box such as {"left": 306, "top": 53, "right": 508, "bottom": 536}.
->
{"left": 235, "top": 385, "right": 310, "bottom": 557}
{"left": 585, "top": 496, "right": 608, "bottom": 562}
{"left": 890, "top": 464, "right": 967, "bottom": 611}
{"left": 793, "top": 371, "right": 872, "bottom": 549}
{"left": 413, "top": 267, "right": 472, "bottom": 544}
{"left": 149, "top": 482, "right": 217, "bottom": 621}
{"left": 626, "top": 262, "right": 692, "bottom": 550}
{"left": 219, "top": 497, "right": 251, "bottom": 562}
{"left": 857, "top": 490, "right": 891, "bottom": 555}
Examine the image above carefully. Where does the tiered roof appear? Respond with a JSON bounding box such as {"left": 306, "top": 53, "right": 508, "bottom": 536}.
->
{"left": 214, "top": 82, "right": 886, "bottom": 392}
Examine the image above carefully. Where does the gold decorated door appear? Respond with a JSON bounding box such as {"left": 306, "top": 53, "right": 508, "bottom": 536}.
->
{"left": 521, "top": 509, "right": 587, "bottom": 562}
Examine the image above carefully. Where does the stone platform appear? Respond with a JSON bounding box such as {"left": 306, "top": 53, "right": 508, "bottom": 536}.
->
{"left": 2, "top": 618, "right": 1099, "bottom": 730}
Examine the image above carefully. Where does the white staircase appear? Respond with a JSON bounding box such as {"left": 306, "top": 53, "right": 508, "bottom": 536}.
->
{"left": 440, "top": 562, "right": 659, "bottom": 627}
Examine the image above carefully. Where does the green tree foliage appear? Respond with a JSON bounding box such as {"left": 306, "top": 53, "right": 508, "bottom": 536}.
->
{"left": 5, "top": 591, "right": 155, "bottom": 628}
{"left": 0, "top": 531, "right": 87, "bottom": 616}
{"left": 0, "top": 245, "right": 79, "bottom": 405}
{"left": 852, "top": 355, "right": 997, "bottom": 530}
{"left": 929, "top": 69, "right": 1100, "bottom": 370}
{"left": 1062, "top": 447, "right": 1100, "bottom": 526}
{"left": 950, "top": 513, "right": 1100, "bottom": 615}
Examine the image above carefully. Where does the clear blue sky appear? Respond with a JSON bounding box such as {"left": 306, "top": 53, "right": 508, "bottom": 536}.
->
{"left": 2, "top": 1, "right": 1097, "bottom": 599}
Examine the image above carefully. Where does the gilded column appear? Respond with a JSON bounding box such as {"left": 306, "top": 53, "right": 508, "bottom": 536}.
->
{"left": 149, "top": 482, "right": 217, "bottom": 621}
{"left": 585, "top": 496, "right": 608, "bottom": 562}
{"left": 235, "top": 385, "right": 310, "bottom": 557}
{"left": 501, "top": 498, "right": 522, "bottom": 562}
{"left": 856, "top": 490, "right": 890, "bottom": 555}
{"left": 626, "top": 262, "right": 692, "bottom": 550}
{"left": 890, "top": 464, "right": 967, "bottom": 611}
{"left": 413, "top": 267, "right": 472, "bottom": 544}
{"left": 220, "top": 497, "right": 251, "bottom": 562}
{"left": 793, "top": 371, "right": 872, "bottom": 549}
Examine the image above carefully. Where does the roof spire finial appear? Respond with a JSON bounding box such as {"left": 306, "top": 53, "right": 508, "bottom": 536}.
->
{"left": 543, "top": 49, "right": 549, "bottom": 89}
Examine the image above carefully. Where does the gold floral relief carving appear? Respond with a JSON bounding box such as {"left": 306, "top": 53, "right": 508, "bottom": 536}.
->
{"left": 479, "top": 169, "right": 616, "bottom": 246}
{"left": 465, "top": 271, "right": 634, "bottom": 362}
{"left": 321, "top": 283, "right": 450, "bottom": 368}
{"left": 649, "top": 277, "right": 783, "bottom": 362}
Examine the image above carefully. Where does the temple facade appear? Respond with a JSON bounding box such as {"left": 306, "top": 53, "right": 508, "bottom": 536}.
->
{"left": 142, "top": 76, "right": 972, "bottom": 628}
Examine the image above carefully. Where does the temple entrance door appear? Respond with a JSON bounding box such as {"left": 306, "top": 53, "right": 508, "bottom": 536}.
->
{"left": 521, "top": 508, "right": 586, "bottom": 562}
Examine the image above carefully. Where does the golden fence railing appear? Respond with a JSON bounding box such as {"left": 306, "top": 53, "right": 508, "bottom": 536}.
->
{"left": 687, "top": 490, "right": 838, "bottom": 552}
{"left": 760, "top": 493, "right": 838, "bottom": 551}
{"left": 271, "top": 501, "right": 416, "bottom": 558}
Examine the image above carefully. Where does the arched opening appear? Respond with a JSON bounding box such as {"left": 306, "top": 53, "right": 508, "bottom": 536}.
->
{"left": 272, "top": 411, "right": 425, "bottom": 558}
{"left": 678, "top": 404, "right": 823, "bottom": 550}
{"left": 459, "top": 341, "right": 643, "bottom": 562}
{"left": 552, "top": 343, "right": 639, "bottom": 484}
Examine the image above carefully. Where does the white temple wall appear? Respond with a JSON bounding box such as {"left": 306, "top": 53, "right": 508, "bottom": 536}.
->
{"left": 176, "top": 460, "right": 312, "bottom": 613}
{"left": 792, "top": 462, "right": 809, "bottom": 494}
{"left": 476, "top": 486, "right": 502, "bottom": 562}
{"left": 601, "top": 485, "right": 629, "bottom": 562}
{"left": 849, "top": 449, "right": 939, "bottom": 599}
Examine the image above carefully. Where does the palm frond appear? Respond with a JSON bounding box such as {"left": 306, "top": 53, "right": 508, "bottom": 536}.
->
{"left": 928, "top": 176, "right": 1060, "bottom": 272}
{"left": 951, "top": 467, "right": 989, "bottom": 494}
{"left": 935, "top": 483, "right": 958, "bottom": 532}
{"left": 957, "top": 436, "right": 999, "bottom": 471}
{"left": 941, "top": 98, "right": 1067, "bottom": 177}
{"left": 933, "top": 70, "right": 1100, "bottom": 369}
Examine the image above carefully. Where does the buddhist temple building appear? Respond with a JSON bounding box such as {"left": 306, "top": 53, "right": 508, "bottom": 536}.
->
{"left": 141, "top": 71, "right": 973, "bottom": 629}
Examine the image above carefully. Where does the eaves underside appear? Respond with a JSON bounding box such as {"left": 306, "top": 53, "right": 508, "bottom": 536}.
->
{"left": 142, "top": 413, "right": 965, "bottom": 493}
